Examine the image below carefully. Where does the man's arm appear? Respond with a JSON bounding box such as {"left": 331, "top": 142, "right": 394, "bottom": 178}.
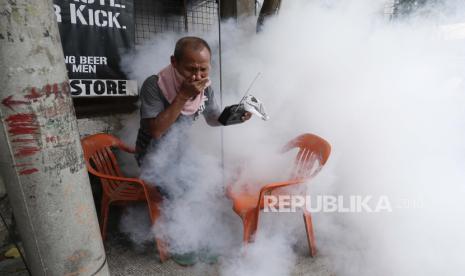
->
{"left": 203, "top": 87, "right": 221, "bottom": 126}
{"left": 148, "top": 94, "right": 189, "bottom": 139}
{"left": 147, "top": 76, "right": 209, "bottom": 139}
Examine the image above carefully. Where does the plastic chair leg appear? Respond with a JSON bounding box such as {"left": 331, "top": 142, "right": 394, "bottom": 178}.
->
{"left": 156, "top": 239, "right": 169, "bottom": 262}
{"left": 303, "top": 212, "right": 317, "bottom": 257}
{"left": 100, "top": 196, "right": 110, "bottom": 241}
{"left": 146, "top": 195, "right": 169, "bottom": 262}
{"left": 241, "top": 209, "right": 259, "bottom": 244}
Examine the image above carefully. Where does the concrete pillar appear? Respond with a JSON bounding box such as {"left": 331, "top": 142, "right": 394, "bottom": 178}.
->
{"left": 0, "top": 174, "right": 5, "bottom": 198}
{"left": 0, "top": 1, "right": 109, "bottom": 275}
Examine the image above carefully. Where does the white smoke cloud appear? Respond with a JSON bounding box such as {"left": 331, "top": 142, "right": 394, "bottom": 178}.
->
{"left": 220, "top": 218, "right": 298, "bottom": 276}
{"left": 119, "top": 203, "right": 153, "bottom": 249}
{"left": 138, "top": 120, "right": 242, "bottom": 256}
{"left": 119, "top": 0, "right": 465, "bottom": 275}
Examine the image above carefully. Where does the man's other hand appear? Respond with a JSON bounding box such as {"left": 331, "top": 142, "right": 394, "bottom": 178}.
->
{"left": 179, "top": 76, "right": 209, "bottom": 100}
{"left": 241, "top": 111, "right": 252, "bottom": 122}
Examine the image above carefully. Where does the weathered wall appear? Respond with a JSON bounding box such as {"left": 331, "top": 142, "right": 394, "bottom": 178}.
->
{"left": 237, "top": 0, "right": 256, "bottom": 18}
{"left": 78, "top": 114, "right": 129, "bottom": 138}
{"left": 221, "top": 0, "right": 256, "bottom": 19}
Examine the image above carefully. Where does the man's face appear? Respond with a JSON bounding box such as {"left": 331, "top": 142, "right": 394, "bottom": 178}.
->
{"left": 171, "top": 47, "right": 211, "bottom": 80}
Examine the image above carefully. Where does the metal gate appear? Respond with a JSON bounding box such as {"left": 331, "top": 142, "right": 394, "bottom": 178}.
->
{"left": 134, "top": 0, "right": 218, "bottom": 44}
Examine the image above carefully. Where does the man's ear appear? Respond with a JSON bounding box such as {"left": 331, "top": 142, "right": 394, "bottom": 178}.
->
{"left": 170, "top": 55, "right": 177, "bottom": 68}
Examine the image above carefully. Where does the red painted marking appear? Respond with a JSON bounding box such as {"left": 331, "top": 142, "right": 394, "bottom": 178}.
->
{"left": 44, "top": 84, "right": 52, "bottom": 96}
{"left": 5, "top": 113, "right": 40, "bottom": 157}
{"left": 19, "top": 168, "right": 38, "bottom": 175}
{"left": 61, "top": 82, "right": 69, "bottom": 97}
{"left": 5, "top": 113, "right": 39, "bottom": 136}
{"left": 24, "top": 87, "right": 41, "bottom": 100}
{"left": 1, "top": 96, "right": 28, "bottom": 111}
{"left": 12, "top": 138, "right": 36, "bottom": 143}
{"left": 6, "top": 113, "right": 36, "bottom": 123}
{"left": 8, "top": 127, "right": 38, "bottom": 135}
{"left": 44, "top": 82, "right": 66, "bottom": 98}
{"left": 46, "top": 136, "right": 60, "bottom": 143}
{"left": 53, "top": 83, "right": 59, "bottom": 94}
{"left": 3, "top": 82, "right": 68, "bottom": 110}
{"left": 15, "top": 146, "right": 40, "bottom": 157}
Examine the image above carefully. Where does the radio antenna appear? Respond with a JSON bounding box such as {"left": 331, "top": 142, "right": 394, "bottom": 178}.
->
{"left": 217, "top": 0, "right": 225, "bottom": 186}
{"left": 239, "top": 72, "right": 261, "bottom": 103}
{"left": 234, "top": 72, "right": 261, "bottom": 112}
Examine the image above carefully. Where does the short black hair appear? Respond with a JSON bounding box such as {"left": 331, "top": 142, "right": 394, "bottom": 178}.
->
{"left": 173, "top": 36, "right": 212, "bottom": 62}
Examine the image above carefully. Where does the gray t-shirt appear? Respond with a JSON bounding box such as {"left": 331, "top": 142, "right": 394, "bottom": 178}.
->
{"left": 135, "top": 75, "right": 220, "bottom": 165}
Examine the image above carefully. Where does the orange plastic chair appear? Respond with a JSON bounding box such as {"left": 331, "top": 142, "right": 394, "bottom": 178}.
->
{"left": 81, "top": 133, "right": 168, "bottom": 261}
{"left": 227, "top": 133, "right": 331, "bottom": 257}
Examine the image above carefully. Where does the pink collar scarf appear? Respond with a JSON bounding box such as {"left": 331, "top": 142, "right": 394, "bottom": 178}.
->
{"left": 157, "top": 64, "right": 210, "bottom": 116}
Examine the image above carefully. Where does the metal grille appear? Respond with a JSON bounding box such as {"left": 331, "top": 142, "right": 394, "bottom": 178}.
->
{"left": 384, "top": 0, "right": 396, "bottom": 18}
{"left": 134, "top": 0, "right": 218, "bottom": 45}
{"left": 186, "top": 0, "right": 218, "bottom": 33}
{"left": 391, "top": 0, "right": 430, "bottom": 18}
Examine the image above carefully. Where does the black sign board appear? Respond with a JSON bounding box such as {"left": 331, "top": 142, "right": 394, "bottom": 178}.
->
{"left": 53, "top": 0, "right": 136, "bottom": 97}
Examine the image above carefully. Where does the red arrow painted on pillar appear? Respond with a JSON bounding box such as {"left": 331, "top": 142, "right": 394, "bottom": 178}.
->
{"left": 24, "top": 88, "right": 41, "bottom": 100}
{"left": 1, "top": 96, "right": 29, "bottom": 111}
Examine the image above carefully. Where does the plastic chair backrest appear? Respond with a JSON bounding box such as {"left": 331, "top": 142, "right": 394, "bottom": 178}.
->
{"left": 81, "top": 133, "right": 136, "bottom": 194}
{"left": 282, "top": 133, "right": 331, "bottom": 180}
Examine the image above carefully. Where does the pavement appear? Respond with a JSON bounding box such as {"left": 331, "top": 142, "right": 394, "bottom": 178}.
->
{"left": 0, "top": 211, "right": 334, "bottom": 276}
{"left": 104, "top": 232, "right": 334, "bottom": 276}
{"left": 0, "top": 233, "right": 334, "bottom": 276}
{"left": 0, "top": 256, "right": 28, "bottom": 276}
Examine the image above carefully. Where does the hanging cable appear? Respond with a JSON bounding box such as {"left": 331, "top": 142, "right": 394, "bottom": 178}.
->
{"left": 216, "top": 0, "right": 225, "bottom": 184}
{"left": 217, "top": 1, "right": 223, "bottom": 109}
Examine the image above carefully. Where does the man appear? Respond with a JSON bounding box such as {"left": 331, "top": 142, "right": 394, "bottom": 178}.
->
{"left": 135, "top": 36, "right": 251, "bottom": 166}
{"left": 135, "top": 37, "right": 251, "bottom": 265}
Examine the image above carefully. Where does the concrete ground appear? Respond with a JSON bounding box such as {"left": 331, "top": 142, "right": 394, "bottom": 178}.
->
{"left": 0, "top": 257, "right": 28, "bottom": 276}
{"left": 105, "top": 233, "right": 334, "bottom": 276}
{"left": 0, "top": 235, "right": 334, "bottom": 276}
{"left": 0, "top": 243, "right": 28, "bottom": 276}
{"left": 0, "top": 204, "right": 334, "bottom": 276}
